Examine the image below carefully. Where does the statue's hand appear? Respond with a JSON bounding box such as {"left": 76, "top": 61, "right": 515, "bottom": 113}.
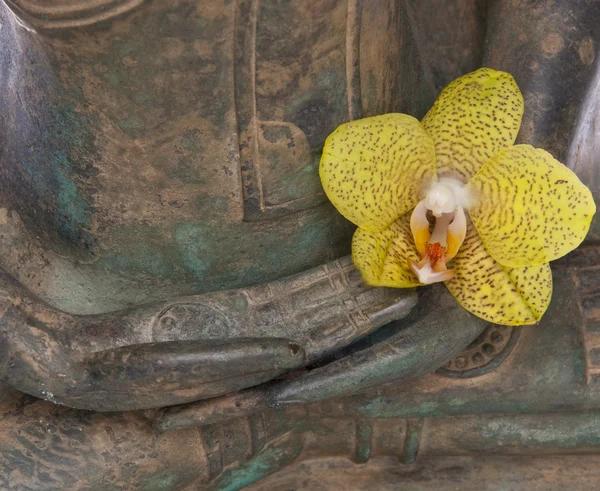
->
{"left": 0, "top": 258, "right": 417, "bottom": 411}
{"left": 143, "top": 256, "right": 418, "bottom": 364}
{"left": 157, "top": 283, "right": 487, "bottom": 430}
{"left": 267, "top": 283, "right": 487, "bottom": 407}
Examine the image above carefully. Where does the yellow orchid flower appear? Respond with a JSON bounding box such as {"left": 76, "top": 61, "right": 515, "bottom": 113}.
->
{"left": 320, "top": 68, "right": 596, "bottom": 326}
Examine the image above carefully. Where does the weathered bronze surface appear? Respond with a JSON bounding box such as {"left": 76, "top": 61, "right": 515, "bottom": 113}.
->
{"left": 0, "top": 0, "right": 599, "bottom": 489}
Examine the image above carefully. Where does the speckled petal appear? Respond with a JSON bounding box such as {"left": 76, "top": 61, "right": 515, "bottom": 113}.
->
{"left": 320, "top": 114, "right": 436, "bottom": 233}
{"left": 352, "top": 214, "right": 422, "bottom": 287}
{"left": 445, "top": 223, "right": 552, "bottom": 326}
{"left": 422, "top": 68, "right": 523, "bottom": 181}
{"left": 468, "top": 145, "right": 596, "bottom": 268}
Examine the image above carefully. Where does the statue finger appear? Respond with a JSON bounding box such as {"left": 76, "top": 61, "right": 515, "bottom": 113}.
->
{"left": 154, "top": 387, "right": 270, "bottom": 431}
{"left": 103, "top": 257, "right": 418, "bottom": 364}
{"left": 268, "top": 284, "right": 487, "bottom": 407}
{"left": 224, "top": 256, "right": 418, "bottom": 361}
{"left": 152, "top": 286, "right": 485, "bottom": 430}
{"left": 292, "top": 285, "right": 418, "bottom": 363}
{"left": 74, "top": 338, "right": 305, "bottom": 411}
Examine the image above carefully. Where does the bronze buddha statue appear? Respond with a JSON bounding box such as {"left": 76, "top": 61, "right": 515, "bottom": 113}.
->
{"left": 0, "top": 0, "right": 598, "bottom": 489}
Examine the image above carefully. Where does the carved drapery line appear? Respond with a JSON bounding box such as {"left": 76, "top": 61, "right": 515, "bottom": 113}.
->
{"left": 3, "top": 0, "right": 144, "bottom": 29}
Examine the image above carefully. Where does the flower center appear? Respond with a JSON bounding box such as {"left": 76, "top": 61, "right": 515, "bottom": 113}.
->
{"left": 424, "top": 183, "right": 456, "bottom": 217}
{"left": 408, "top": 178, "right": 468, "bottom": 285}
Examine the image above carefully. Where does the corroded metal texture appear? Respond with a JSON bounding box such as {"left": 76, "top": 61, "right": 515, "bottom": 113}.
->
{"left": 0, "top": 0, "right": 599, "bottom": 489}
{"left": 247, "top": 456, "right": 600, "bottom": 491}
{"left": 485, "top": 0, "right": 600, "bottom": 239}
{"left": 0, "top": 257, "right": 422, "bottom": 411}
{"left": 437, "top": 324, "right": 519, "bottom": 376}
{"left": 0, "top": 0, "right": 484, "bottom": 315}
{"left": 0, "top": 243, "right": 600, "bottom": 489}
{"left": 3, "top": 0, "right": 143, "bottom": 29}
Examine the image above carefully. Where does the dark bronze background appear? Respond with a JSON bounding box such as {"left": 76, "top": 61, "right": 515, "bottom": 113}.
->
{"left": 0, "top": 0, "right": 599, "bottom": 489}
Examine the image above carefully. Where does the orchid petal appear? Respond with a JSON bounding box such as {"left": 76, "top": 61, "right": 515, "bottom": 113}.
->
{"left": 422, "top": 68, "right": 523, "bottom": 181}
{"left": 410, "top": 200, "right": 431, "bottom": 256}
{"left": 320, "top": 114, "right": 436, "bottom": 233}
{"left": 352, "top": 214, "right": 421, "bottom": 287}
{"left": 446, "top": 205, "right": 467, "bottom": 261}
{"left": 468, "top": 145, "right": 596, "bottom": 268}
{"left": 445, "top": 223, "right": 552, "bottom": 326}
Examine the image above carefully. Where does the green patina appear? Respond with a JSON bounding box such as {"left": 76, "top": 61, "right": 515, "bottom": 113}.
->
{"left": 50, "top": 106, "right": 95, "bottom": 226}
{"left": 330, "top": 307, "right": 590, "bottom": 421}
{"left": 231, "top": 294, "right": 249, "bottom": 312}
{"left": 99, "top": 246, "right": 172, "bottom": 280}
{"left": 138, "top": 470, "right": 185, "bottom": 491}
{"left": 115, "top": 116, "right": 142, "bottom": 131}
{"left": 134, "top": 92, "right": 153, "bottom": 104}
{"left": 481, "top": 413, "right": 600, "bottom": 449}
{"left": 95, "top": 9, "right": 234, "bottom": 138}
{"left": 356, "top": 390, "right": 564, "bottom": 419}
{"left": 100, "top": 69, "right": 122, "bottom": 88}
{"left": 95, "top": 226, "right": 176, "bottom": 280}
{"left": 355, "top": 421, "right": 373, "bottom": 463}
{"left": 180, "top": 129, "right": 204, "bottom": 153}
{"left": 2, "top": 7, "right": 356, "bottom": 312}
{"left": 166, "top": 156, "right": 209, "bottom": 184}
{"left": 284, "top": 67, "right": 348, "bottom": 152}
{"left": 300, "top": 160, "right": 319, "bottom": 174}
{"left": 167, "top": 130, "right": 209, "bottom": 184}
{"left": 174, "top": 223, "right": 214, "bottom": 278}
{"left": 43, "top": 264, "right": 164, "bottom": 315}
{"left": 16, "top": 87, "right": 98, "bottom": 259}
{"left": 53, "top": 152, "right": 91, "bottom": 231}
{"left": 95, "top": 484, "right": 121, "bottom": 491}
{"left": 262, "top": 157, "right": 322, "bottom": 205}
{"left": 359, "top": 397, "right": 442, "bottom": 419}
{"left": 53, "top": 205, "right": 351, "bottom": 313}
{"left": 118, "top": 41, "right": 137, "bottom": 58}
{"left": 215, "top": 443, "right": 303, "bottom": 491}
{"left": 402, "top": 424, "right": 421, "bottom": 464}
{"left": 194, "top": 196, "right": 230, "bottom": 214}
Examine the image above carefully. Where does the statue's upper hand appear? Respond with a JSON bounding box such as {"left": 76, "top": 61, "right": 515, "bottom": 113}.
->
{"left": 137, "top": 256, "right": 418, "bottom": 364}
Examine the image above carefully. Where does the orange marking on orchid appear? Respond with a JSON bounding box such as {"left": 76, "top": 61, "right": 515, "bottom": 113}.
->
{"left": 408, "top": 241, "right": 455, "bottom": 284}
{"left": 425, "top": 242, "right": 446, "bottom": 267}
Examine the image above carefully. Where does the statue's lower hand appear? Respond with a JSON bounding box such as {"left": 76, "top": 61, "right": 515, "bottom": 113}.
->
{"left": 158, "top": 282, "right": 487, "bottom": 430}
{"left": 267, "top": 283, "right": 487, "bottom": 408}
{"left": 0, "top": 257, "right": 420, "bottom": 411}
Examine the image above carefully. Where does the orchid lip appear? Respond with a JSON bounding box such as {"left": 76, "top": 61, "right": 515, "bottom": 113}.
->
{"left": 408, "top": 257, "right": 454, "bottom": 284}
{"left": 409, "top": 189, "right": 468, "bottom": 285}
